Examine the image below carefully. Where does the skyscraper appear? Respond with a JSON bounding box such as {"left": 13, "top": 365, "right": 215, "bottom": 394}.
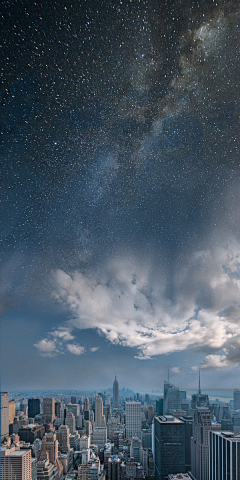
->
{"left": 58, "top": 424, "right": 70, "bottom": 453}
{"left": 154, "top": 415, "right": 185, "bottom": 480}
{"left": 209, "top": 431, "right": 240, "bottom": 480}
{"left": 113, "top": 376, "right": 119, "bottom": 409}
{"left": 233, "top": 389, "right": 240, "bottom": 411}
{"left": 125, "top": 401, "right": 141, "bottom": 439}
{"left": 43, "top": 398, "right": 55, "bottom": 423}
{"left": 1, "top": 447, "right": 32, "bottom": 480}
{"left": 163, "top": 381, "right": 180, "bottom": 414}
{"left": 1, "top": 392, "right": 9, "bottom": 442}
{"left": 41, "top": 432, "right": 58, "bottom": 464}
{"left": 95, "top": 395, "right": 106, "bottom": 427}
{"left": 28, "top": 398, "right": 40, "bottom": 418}
{"left": 9, "top": 400, "right": 16, "bottom": 424}
{"left": 65, "top": 411, "right": 76, "bottom": 433}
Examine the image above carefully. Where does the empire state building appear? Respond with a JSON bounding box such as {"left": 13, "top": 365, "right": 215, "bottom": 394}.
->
{"left": 113, "top": 376, "right": 119, "bottom": 408}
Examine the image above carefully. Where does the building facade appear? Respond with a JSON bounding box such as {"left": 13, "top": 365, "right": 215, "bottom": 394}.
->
{"left": 209, "top": 431, "right": 240, "bottom": 480}
{"left": 125, "top": 401, "right": 141, "bottom": 439}
{"left": 1, "top": 392, "right": 9, "bottom": 442}
{"left": 154, "top": 415, "right": 185, "bottom": 480}
{"left": 113, "top": 376, "right": 119, "bottom": 409}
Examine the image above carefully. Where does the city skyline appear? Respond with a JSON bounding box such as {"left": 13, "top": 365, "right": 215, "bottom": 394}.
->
{"left": 1, "top": 0, "right": 240, "bottom": 391}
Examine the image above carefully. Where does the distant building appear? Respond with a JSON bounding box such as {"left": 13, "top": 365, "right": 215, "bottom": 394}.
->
{"left": 163, "top": 382, "right": 180, "bottom": 414}
{"left": 125, "top": 401, "right": 141, "bottom": 439}
{"left": 156, "top": 399, "right": 163, "bottom": 416}
{"left": 113, "top": 376, "right": 119, "bottom": 409}
{"left": 148, "top": 405, "right": 154, "bottom": 424}
{"left": 95, "top": 395, "right": 106, "bottom": 428}
{"left": 1, "top": 392, "right": 9, "bottom": 442}
{"left": 58, "top": 424, "right": 70, "bottom": 453}
{"left": 154, "top": 415, "right": 185, "bottom": 480}
{"left": 71, "top": 396, "right": 77, "bottom": 404}
{"left": 9, "top": 400, "right": 16, "bottom": 424}
{"left": 65, "top": 411, "right": 76, "bottom": 433}
{"left": 43, "top": 398, "right": 55, "bottom": 424}
{"left": 28, "top": 398, "right": 40, "bottom": 419}
{"left": 41, "top": 432, "right": 58, "bottom": 464}
{"left": 233, "top": 389, "right": 240, "bottom": 411}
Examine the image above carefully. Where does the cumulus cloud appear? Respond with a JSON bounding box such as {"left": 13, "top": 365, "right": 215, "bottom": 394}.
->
{"left": 34, "top": 338, "right": 59, "bottom": 357}
{"left": 50, "top": 243, "right": 240, "bottom": 368}
{"left": 66, "top": 344, "right": 85, "bottom": 356}
{"left": 90, "top": 347, "right": 99, "bottom": 352}
{"left": 50, "top": 328, "right": 75, "bottom": 341}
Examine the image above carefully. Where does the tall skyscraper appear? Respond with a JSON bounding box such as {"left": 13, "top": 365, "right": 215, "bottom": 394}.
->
{"left": 209, "top": 431, "right": 240, "bottom": 480}
{"left": 113, "top": 376, "right": 119, "bottom": 409}
{"left": 163, "top": 381, "right": 180, "bottom": 414}
{"left": 154, "top": 415, "right": 185, "bottom": 480}
{"left": 125, "top": 401, "right": 141, "bottom": 439}
{"left": 71, "top": 396, "right": 77, "bottom": 404}
{"left": 1, "top": 446, "right": 32, "bottom": 480}
{"left": 28, "top": 398, "right": 40, "bottom": 418}
{"left": 58, "top": 424, "right": 70, "bottom": 453}
{"left": 43, "top": 398, "right": 55, "bottom": 423}
{"left": 1, "top": 392, "right": 9, "bottom": 442}
{"left": 95, "top": 395, "right": 106, "bottom": 427}
{"left": 65, "top": 411, "right": 76, "bottom": 433}
{"left": 9, "top": 400, "right": 16, "bottom": 424}
{"left": 191, "top": 407, "right": 221, "bottom": 480}
{"left": 233, "top": 389, "right": 240, "bottom": 411}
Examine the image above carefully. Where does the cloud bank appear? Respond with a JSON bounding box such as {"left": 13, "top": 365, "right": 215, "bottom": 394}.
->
{"left": 35, "top": 243, "right": 240, "bottom": 368}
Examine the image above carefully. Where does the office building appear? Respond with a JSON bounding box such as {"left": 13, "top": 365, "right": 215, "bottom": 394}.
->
{"left": 58, "top": 424, "right": 70, "bottom": 453}
{"left": 60, "top": 407, "right": 68, "bottom": 425}
{"left": 1, "top": 446, "right": 32, "bottom": 480}
{"left": 148, "top": 405, "right": 154, "bottom": 424}
{"left": 233, "top": 389, "right": 240, "bottom": 411}
{"left": 130, "top": 436, "right": 143, "bottom": 462}
{"left": 66, "top": 411, "right": 76, "bottom": 433}
{"left": 209, "top": 431, "right": 240, "bottom": 480}
{"left": 191, "top": 407, "right": 221, "bottom": 480}
{"left": 113, "top": 376, "right": 119, "bottom": 409}
{"left": 1, "top": 392, "right": 9, "bottom": 442}
{"left": 71, "top": 396, "right": 77, "bottom": 404}
{"left": 91, "top": 427, "right": 107, "bottom": 449}
{"left": 28, "top": 398, "right": 40, "bottom": 418}
{"left": 180, "top": 416, "right": 193, "bottom": 472}
{"left": 163, "top": 382, "right": 180, "bottom": 414}
{"left": 95, "top": 395, "right": 106, "bottom": 428}
{"left": 9, "top": 400, "right": 16, "bottom": 424}
{"left": 125, "top": 401, "right": 141, "bottom": 439}
{"left": 154, "top": 415, "right": 185, "bottom": 480}
{"left": 41, "top": 432, "right": 58, "bottom": 464}
{"left": 18, "top": 424, "right": 45, "bottom": 443}
{"left": 156, "top": 399, "right": 163, "bottom": 416}
{"left": 141, "top": 429, "right": 152, "bottom": 449}
{"left": 55, "top": 400, "right": 63, "bottom": 418}
{"left": 43, "top": 398, "right": 55, "bottom": 424}
{"left": 37, "top": 456, "right": 59, "bottom": 480}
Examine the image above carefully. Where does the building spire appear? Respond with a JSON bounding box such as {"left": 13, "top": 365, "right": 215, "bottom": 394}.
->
{"left": 198, "top": 369, "right": 201, "bottom": 395}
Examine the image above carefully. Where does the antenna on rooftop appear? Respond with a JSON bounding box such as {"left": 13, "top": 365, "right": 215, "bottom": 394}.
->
{"left": 168, "top": 366, "right": 170, "bottom": 383}
{"left": 198, "top": 369, "right": 201, "bottom": 395}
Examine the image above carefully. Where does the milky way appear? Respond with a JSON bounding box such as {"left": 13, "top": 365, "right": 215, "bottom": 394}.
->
{"left": 1, "top": 0, "right": 240, "bottom": 388}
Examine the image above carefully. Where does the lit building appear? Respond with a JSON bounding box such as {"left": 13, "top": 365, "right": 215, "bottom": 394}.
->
{"left": 209, "top": 430, "right": 240, "bottom": 480}
{"left": 28, "top": 398, "right": 40, "bottom": 419}
{"left": 1, "top": 446, "right": 32, "bottom": 480}
{"left": 43, "top": 398, "right": 55, "bottom": 424}
{"left": 1, "top": 392, "right": 9, "bottom": 442}
{"left": 125, "top": 401, "right": 141, "bottom": 439}
{"left": 154, "top": 415, "right": 185, "bottom": 480}
{"left": 113, "top": 376, "right": 119, "bottom": 409}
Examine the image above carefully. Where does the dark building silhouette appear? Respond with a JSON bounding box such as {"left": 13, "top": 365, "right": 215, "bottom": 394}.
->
{"left": 113, "top": 376, "right": 119, "bottom": 409}
{"left": 28, "top": 398, "right": 40, "bottom": 419}
{"left": 154, "top": 415, "right": 185, "bottom": 480}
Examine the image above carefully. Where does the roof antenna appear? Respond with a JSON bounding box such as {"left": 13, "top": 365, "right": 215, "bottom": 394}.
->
{"left": 198, "top": 369, "right": 201, "bottom": 395}
{"left": 168, "top": 366, "right": 170, "bottom": 383}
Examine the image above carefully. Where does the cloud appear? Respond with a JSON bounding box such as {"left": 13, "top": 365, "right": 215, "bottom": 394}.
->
{"left": 50, "top": 328, "right": 75, "bottom": 341}
{"left": 33, "top": 338, "right": 59, "bottom": 357}
{"left": 171, "top": 367, "right": 181, "bottom": 374}
{"left": 50, "top": 242, "right": 240, "bottom": 368}
{"left": 90, "top": 347, "right": 99, "bottom": 352}
{"left": 66, "top": 344, "right": 85, "bottom": 356}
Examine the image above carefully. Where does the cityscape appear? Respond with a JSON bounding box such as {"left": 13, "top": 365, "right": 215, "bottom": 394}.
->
{"left": 1, "top": 377, "right": 240, "bottom": 480}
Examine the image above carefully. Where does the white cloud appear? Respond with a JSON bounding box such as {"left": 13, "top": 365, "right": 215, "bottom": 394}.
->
{"left": 50, "top": 328, "right": 75, "bottom": 341}
{"left": 66, "top": 344, "right": 85, "bottom": 356}
{"left": 171, "top": 367, "right": 181, "bottom": 374}
{"left": 33, "top": 338, "right": 58, "bottom": 357}
{"left": 50, "top": 243, "right": 240, "bottom": 368}
{"left": 90, "top": 347, "right": 99, "bottom": 352}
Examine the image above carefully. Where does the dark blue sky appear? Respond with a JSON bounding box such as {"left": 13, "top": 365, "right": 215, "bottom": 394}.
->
{"left": 1, "top": 0, "right": 240, "bottom": 391}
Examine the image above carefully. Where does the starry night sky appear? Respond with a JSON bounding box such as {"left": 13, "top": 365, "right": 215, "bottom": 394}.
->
{"left": 1, "top": 0, "right": 240, "bottom": 391}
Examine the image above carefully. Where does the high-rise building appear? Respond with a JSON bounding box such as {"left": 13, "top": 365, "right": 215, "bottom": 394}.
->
{"left": 163, "top": 381, "right": 180, "bottom": 414}
{"left": 71, "top": 396, "right": 77, "bottom": 404}
{"left": 95, "top": 395, "right": 106, "bottom": 428}
{"left": 43, "top": 398, "right": 55, "bottom": 423}
{"left": 209, "top": 431, "right": 240, "bottom": 480}
{"left": 125, "top": 401, "right": 141, "bottom": 439}
{"left": 154, "top": 415, "right": 185, "bottom": 480}
{"left": 55, "top": 400, "right": 63, "bottom": 418}
{"left": 1, "top": 446, "right": 32, "bottom": 480}
{"left": 156, "top": 399, "right": 163, "bottom": 416}
{"left": 28, "top": 398, "right": 40, "bottom": 418}
{"left": 233, "top": 389, "right": 240, "bottom": 411}
{"left": 148, "top": 405, "right": 154, "bottom": 424}
{"left": 113, "top": 376, "right": 119, "bottom": 409}
{"left": 1, "top": 392, "right": 9, "bottom": 442}
{"left": 179, "top": 416, "right": 193, "bottom": 472}
{"left": 41, "top": 432, "right": 58, "bottom": 464}
{"left": 65, "top": 411, "right": 76, "bottom": 433}
{"left": 58, "top": 424, "right": 70, "bottom": 453}
{"left": 84, "top": 398, "right": 89, "bottom": 411}
{"left": 191, "top": 407, "right": 221, "bottom": 480}
{"left": 9, "top": 400, "right": 16, "bottom": 424}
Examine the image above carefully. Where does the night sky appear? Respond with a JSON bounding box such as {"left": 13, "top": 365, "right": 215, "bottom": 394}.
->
{"left": 1, "top": 0, "right": 240, "bottom": 391}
